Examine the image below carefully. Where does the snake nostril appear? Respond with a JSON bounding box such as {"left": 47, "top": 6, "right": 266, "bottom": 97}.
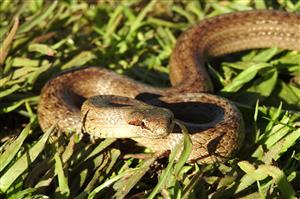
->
{"left": 141, "top": 121, "right": 146, "bottom": 128}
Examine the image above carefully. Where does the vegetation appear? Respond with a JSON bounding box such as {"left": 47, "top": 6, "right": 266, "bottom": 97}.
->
{"left": 0, "top": 0, "right": 299, "bottom": 198}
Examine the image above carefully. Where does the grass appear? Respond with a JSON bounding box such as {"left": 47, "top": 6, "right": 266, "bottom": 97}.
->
{"left": 0, "top": 0, "right": 300, "bottom": 198}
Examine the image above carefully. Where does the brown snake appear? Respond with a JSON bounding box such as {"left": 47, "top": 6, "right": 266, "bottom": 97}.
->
{"left": 38, "top": 10, "right": 300, "bottom": 164}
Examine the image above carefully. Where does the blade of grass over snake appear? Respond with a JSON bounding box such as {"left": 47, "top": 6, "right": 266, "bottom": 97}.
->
{"left": 147, "top": 123, "right": 192, "bottom": 199}
{"left": 174, "top": 120, "right": 192, "bottom": 177}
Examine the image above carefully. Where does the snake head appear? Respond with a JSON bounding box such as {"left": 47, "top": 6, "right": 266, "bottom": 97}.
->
{"left": 128, "top": 107, "right": 174, "bottom": 138}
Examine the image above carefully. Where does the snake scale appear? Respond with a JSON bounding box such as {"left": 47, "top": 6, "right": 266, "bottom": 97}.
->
{"left": 38, "top": 10, "right": 300, "bottom": 164}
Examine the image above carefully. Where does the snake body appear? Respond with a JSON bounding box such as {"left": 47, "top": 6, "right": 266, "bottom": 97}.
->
{"left": 38, "top": 10, "right": 300, "bottom": 164}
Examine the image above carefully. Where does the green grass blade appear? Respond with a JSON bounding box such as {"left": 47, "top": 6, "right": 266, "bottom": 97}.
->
{"left": 174, "top": 121, "right": 192, "bottom": 177}
{"left": 61, "top": 51, "right": 95, "bottom": 70}
{"left": 54, "top": 153, "right": 70, "bottom": 197}
{"left": 0, "top": 124, "right": 54, "bottom": 193}
{"left": 87, "top": 169, "right": 137, "bottom": 199}
{"left": 222, "top": 63, "right": 271, "bottom": 92}
{"left": 0, "top": 123, "right": 31, "bottom": 172}
{"left": 260, "top": 165, "right": 296, "bottom": 199}
{"left": 147, "top": 122, "right": 191, "bottom": 199}
{"left": 113, "top": 156, "right": 157, "bottom": 198}
{"left": 77, "top": 138, "right": 116, "bottom": 166}
{"left": 7, "top": 188, "right": 38, "bottom": 199}
{"left": 28, "top": 43, "right": 56, "bottom": 56}
{"left": 17, "top": 1, "right": 58, "bottom": 34}
{"left": 127, "top": 0, "right": 157, "bottom": 39}
{"left": 83, "top": 149, "right": 120, "bottom": 194}
{"left": 0, "top": 84, "right": 21, "bottom": 98}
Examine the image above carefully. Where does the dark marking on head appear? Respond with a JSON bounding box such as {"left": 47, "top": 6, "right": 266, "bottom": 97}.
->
{"left": 128, "top": 119, "right": 151, "bottom": 131}
{"left": 135, "top": 92, "right": 162, "bottom": 102}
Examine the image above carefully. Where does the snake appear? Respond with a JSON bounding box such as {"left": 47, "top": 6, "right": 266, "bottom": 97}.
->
{"left": 37, "top": 10, "right": 300, "bottom": 164}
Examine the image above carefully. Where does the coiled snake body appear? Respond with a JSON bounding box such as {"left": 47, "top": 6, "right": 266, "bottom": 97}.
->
{"left": 38, "top": 10, "right": 300, "bottom": 164}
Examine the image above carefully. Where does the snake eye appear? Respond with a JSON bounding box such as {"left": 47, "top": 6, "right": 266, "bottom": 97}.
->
{"left": 128, "top": 119, "right": 140, "bottom": 126}
{"left": 128, "top": 119, "right": 150, "bottom": 130}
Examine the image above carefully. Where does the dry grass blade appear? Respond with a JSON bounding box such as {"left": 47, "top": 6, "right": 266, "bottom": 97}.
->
{"left": 0, "top": 17, "right": 19, "bottom": 66}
